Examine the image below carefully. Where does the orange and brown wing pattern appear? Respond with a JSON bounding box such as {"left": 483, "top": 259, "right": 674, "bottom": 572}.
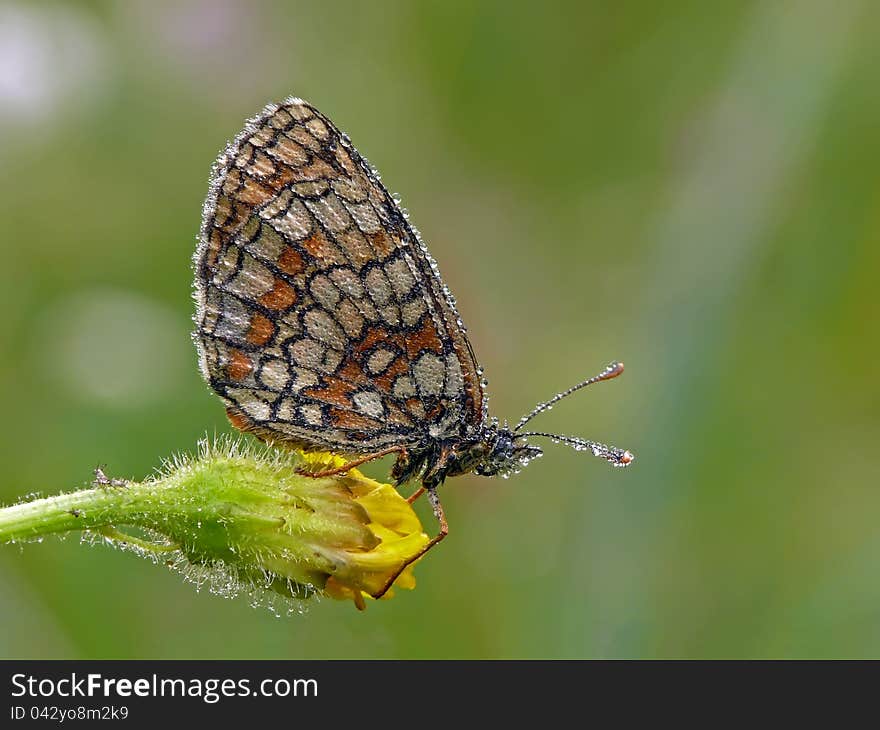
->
{"left": 193, "top": 98, "right": 485, "bottom": 453}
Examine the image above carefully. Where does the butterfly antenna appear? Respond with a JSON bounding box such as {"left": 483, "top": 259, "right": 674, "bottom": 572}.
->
{"left": 514, "top": 361, "right": 625, "bottom": 432}
{"left": 519, "top": 432, "right": 634, "bottom": 468}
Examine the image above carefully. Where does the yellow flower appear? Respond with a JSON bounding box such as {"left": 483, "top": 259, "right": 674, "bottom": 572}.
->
{"left": 295, "top": 452, "right": 430, "bottom": 609}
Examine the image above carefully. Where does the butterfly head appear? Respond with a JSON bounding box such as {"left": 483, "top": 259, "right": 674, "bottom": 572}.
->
{"left": 471, "top": 421, "right": 633, "bottom": 481}
{"left": 489, "top": 360, "right": 636, "bottom": 476}
{"left": 394, "top": 425, "right": 543, "bottom": 488}
{"left": 439, "top": 361, "right": 635, "bottom": 484}
{"left": 473, "top": 426, "right": 544, "bottom": 479}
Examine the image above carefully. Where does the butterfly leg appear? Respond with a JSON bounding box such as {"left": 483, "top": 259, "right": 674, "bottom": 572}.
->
{"left": 296, "top": 446, "right": 405, "bottom": 478}
{"left": 371, "top": 487, "right": 448, "bottom": 600}
{"left": 407, "top": 486, "right": 426, "bottom": 504}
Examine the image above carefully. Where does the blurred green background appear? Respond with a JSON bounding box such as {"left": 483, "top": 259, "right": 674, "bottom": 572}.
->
{"left": 1, "top": 0, "right": 878, "bottom": 659}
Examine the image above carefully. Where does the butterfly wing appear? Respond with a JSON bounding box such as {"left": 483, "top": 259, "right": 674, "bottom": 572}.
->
{"left": 194, "top": 98, "right": 485, "bottom": 453}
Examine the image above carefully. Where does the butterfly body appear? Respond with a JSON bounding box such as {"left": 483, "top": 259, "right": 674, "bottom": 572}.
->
{"left": 390, "top": 424, "right": 544, "bottom": 490}
{"left": 193, "top": 98, "right": 632, "bottom": 595}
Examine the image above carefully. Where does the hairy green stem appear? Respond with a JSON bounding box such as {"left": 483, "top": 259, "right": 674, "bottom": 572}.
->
{"left": 0, "top": 441, "right": 430, "bottom": 608}
{"left": 0, "top": 484, "right": 162, "bottom": 544}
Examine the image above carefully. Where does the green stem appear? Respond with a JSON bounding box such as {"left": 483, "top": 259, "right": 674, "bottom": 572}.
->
{"left": 0, "top": 484, "right": 160, "bottom": 544}
{"left": 0, "top": 457, "right": 361, "bottom": 588}
{"left": 0, "top": 445, "right": 430, "bottom": 607}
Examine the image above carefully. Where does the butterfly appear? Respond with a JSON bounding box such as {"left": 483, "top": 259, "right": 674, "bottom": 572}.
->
{"left": 193, "top": 97, "right": 633, "bottom": 597}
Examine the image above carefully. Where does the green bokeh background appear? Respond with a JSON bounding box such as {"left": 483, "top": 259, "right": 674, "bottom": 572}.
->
{"left": 1, "top": 1, "right": 878, "bottom": 659}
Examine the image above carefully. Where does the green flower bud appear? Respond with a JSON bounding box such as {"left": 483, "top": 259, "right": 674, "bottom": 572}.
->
{"left": 0, "top": 438, "right": 430, "bottom": 611}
